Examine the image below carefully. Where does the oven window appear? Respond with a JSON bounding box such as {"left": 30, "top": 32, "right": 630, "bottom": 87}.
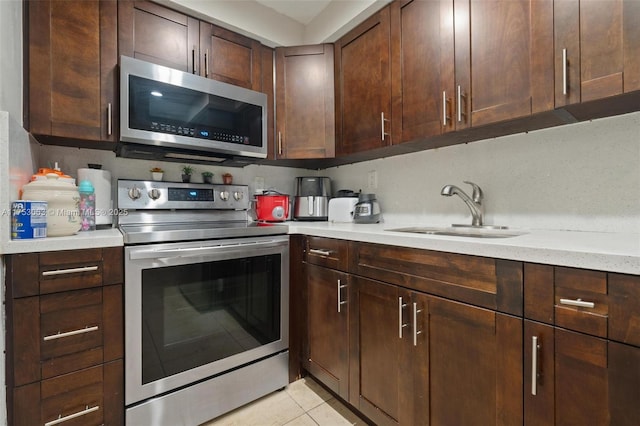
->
{"left": 141, "top": 254, "right": 281, "bottom": 384}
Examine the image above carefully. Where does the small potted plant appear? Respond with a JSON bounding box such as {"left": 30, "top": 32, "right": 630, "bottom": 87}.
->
{"left": 201, "top": 171, "right": 214, "bottom": 184}
{"left": 181, "top": 165, "right": 194, "bottom": 182}
{"left": 150, "top": 167, "right": 164, "bottom": 181}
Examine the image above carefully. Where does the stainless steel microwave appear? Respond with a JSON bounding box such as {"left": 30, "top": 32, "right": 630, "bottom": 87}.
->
{"left": 118, "top": 56, "right": 267, "bottom": 165}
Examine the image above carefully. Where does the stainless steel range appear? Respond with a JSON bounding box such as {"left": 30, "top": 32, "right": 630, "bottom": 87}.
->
{"left": 117, "top": 179, "right": 289, "bottom": 425}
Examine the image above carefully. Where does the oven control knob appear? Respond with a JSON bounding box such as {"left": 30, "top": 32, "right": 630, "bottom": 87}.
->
{"left": 148, "top": 189, "right": 161, "bottom": 200}
{"left": 233, "top": 191, "right": 244, "bottom": 201}
{"left": 128, "top": 186, "right": 142, "bottom": 200}
{"left": 219, "top": 191, "right": 230, "bottom": 201}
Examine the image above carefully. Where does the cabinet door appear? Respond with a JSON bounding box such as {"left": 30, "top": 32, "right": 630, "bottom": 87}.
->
{"left": 390, "top": 0, "right": 456, "bottom": 142}
{"left": 419, "top": 296, "right": 523, "bottom": 425}
{"left": 350, "top": 276, "right": 403, "bottom": 426}
{"left": 335, "top": 7, "right": 392, "bottom": 155}
{"left": 28, "top": 0, "right": 117, "bottom": 143}
{"left": 305, "top": 264, "right": 349, "bottom": 399}
{"left": 118, "top": 0, "right": 199, "bottom": 73}
{"left": 275, "top": 45, "right": 335, "bottom": 159}
{"left": 555, "top": 0, "right": 640, "bottom": 106}
{"left": 456, "top": 0, "right": 554, "bottom": 127}
{"left": 200, "top": 23, "right": 262, "bottom": 90}
{"left": 261, "top": 46, "right": 276, "bottom": 160}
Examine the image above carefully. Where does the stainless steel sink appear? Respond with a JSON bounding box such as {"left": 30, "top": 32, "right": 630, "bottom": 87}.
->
{"left": 386, "top": 225, "right": 527, "bottom": 239}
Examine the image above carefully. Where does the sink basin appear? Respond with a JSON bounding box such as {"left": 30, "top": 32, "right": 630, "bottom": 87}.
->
{"left": 386, "top": 225, "right": 527, "bottom": 239}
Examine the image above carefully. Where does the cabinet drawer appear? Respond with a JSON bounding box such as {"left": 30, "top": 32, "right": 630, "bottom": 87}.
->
{"left": 524, "top": 265, "right": 640, "bottom": 343}
{"left": 11, "top": 285, "right": 123, "bottom": 386}
{"left": 14, "top": 365, "right": 104, "bottom": 426}
{"left": 349, "top": 242, "right": 523, "bottom": 314}
{"left": 305, "top": 236, "right": 349, "bottom": 271}
{"left": 555, "top": 267, "right": 608, "bottom": 337}
{"left": 7, "top": 248, "right": 123, "bottom": 298}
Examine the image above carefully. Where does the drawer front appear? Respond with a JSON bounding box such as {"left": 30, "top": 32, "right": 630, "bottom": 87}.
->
{"left": 13, "top": 365, "right": 105, "bottom": 426}
{"left": 306, "top": 236, "right": 349, "bottom": 271}
{"left": 40, "top": 249, "right": 104, "bottom": 294}
{"left": 608, "top": 273, "right": 640, "bottom": 347}
{"left": 554, "top": 267, "right": 608, "bottom": 337}
{"left": 349, "top": 241, "right": 523, "bottom": 314}
{"left": 40, "top": 288, "right": 105, "bottom": 369}
{"left": 12, "top": 286, "right": 123, "bottom": 386}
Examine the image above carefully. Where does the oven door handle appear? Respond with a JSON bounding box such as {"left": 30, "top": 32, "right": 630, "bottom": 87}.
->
{"left": 129, "top": 240, "right": 279, "bottom": 260}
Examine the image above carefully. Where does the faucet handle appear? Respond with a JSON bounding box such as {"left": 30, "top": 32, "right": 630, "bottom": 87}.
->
{"left": 463, "top": 181, "right": 483, "bottom": 204}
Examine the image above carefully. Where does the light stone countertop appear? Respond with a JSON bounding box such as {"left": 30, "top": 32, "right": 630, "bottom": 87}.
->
{"left": 287, "top": 222, "right": 640, "bottom": 275}
{"left": 1, "top": 223, "right": 638, "bottom": 276}
{"left": 1, "top": 228, "right": 124, "bottom": 255}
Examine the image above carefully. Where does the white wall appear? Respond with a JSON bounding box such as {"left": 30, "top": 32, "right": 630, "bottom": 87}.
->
{"left": 38, "top": 145, "right": 310, "bottom": 200}
{"left": 327, "top": 112, "right": 640, "bottom": 233}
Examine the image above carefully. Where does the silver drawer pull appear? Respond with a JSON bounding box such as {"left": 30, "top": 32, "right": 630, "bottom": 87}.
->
{"left": 398, "top": 297, "right": 408, "bottom": 338}
{"left": 42, "top": 266, "right": 99, "bottom": 277}
{"left": 44, "top": 326, "right": 99, "bottom": 341}
{"left": 309, "top": 248, "right": 332, "bottom": 257}
{"left": 45, "top": 405, "right": 99, "bottom": 426}
{"left": 531, "top": 336, "right": 540, "bottom": 396}
{"left": 559, "top": 298, "right": 595, "bottom": 309}
{"left": 337, "top": 279, "right": 348, "bottom": 313}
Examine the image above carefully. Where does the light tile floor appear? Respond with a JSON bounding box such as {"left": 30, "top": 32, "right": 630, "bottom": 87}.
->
{"left": 201, "top": 377, "right": 365, "bottom": 426}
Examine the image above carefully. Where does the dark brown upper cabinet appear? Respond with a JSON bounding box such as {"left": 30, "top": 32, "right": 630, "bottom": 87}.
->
{"left": 275, "top": 45, "right": 335, "bottom": 159}
{"left": 554, "top": 0, "right": 640, "bottom": 107}
{"left": 199, "top": 23, "right": 262, "bottom": 90}
{"left": 119, "top": 1, "right": 263, "bottom": 90}
{"left": 456, "top": 0, "right": 554, "bottom": 129}
{"left": 27, "top": 0, "right": 117, "bottom": 145}
{"left": 390, "top": 0, "right": 456, "bottom": 143}
{"left": 335, "top": 6, "right": 392, "bottom": 156}
{"left": 118, "top": 0, "right": 199, "bottom": 73}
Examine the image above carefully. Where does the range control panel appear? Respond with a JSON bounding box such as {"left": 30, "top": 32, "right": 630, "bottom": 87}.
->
{"left": 117, "top": 179, "right": 250, "bottom": 210}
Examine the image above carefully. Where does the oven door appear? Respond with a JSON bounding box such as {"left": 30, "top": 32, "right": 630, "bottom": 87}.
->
{"left": 124, "top": 235, "right": 289, "bottom": 405}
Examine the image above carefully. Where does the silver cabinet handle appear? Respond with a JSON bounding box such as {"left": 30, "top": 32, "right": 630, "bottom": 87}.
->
{"left": 278, "top": 131, "right": 283, "bottom": 155}
{"left": 45, "top": 405, "right": 99, "bottom": 426}
{"left": 205, "top": 49, "right": 209, "bottom": 78}
{"left": 442, "top": 91, "right": 448, "bottom": 126}
{"left": 531, "top": 336, "right": 540, "bottom": 395}
{"left": 412, "top": 302, "right": 423, "bottom": 346}
{"left": 559, "top": 298, "right": 595, "bottom": 309}
{"left": 337, "top": 279, "right": 348, "bottom": 313}
{"left": 107, "top": 103, "right": 112, "bottom": 136}
{"left": 42, "top": 266, "right": 99, "bottom": 277}
{"left": 398, "top": 297, "right": 408, "bottom": 338}
{"left": 309, "top": 248, "right": 332, "bottom": 257}
{"left": 562, "top": 48, "right": 568, "bottom": 95}
{"left": 44, "top": 325, "right": 99, "bottom": 341}
{"left": 381, "top": 112, "right": 390, "bottom": 141}
{"left": 457, "top": 85, "right": 465, "bottom": 123}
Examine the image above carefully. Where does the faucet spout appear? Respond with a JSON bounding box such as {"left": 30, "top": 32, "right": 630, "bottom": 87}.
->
{"left": 441, "top": 182, "right": 484, "bottom": 226}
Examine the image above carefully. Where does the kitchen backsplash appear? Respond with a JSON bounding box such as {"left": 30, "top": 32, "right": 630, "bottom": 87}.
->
{"left": 18, "top": 110, "right": 640, "bottom": 234}
{"left": 327, "top": 111, "right": 640, "bottom": 234}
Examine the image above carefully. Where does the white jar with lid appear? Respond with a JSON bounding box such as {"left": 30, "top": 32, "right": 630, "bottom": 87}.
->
{"left": 21, "top": 174, "right": 81, "bottom": 237}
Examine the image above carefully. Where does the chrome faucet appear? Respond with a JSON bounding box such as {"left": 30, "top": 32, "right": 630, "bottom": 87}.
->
{"left": 441, "top": 181, "right": 484, "bottom": 226}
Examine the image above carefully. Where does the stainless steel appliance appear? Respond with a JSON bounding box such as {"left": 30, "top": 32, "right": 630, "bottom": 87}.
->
{"left": 293, "top": 176, "right": 331, "bottom": 221}
{"left": 353, "top": 193, "right": 381, "bottom": 223}
{"left": 118, "top": 56, "right": 267, "bottom": 166}
{"left": 118, "top": 179, "right": 289, "bottom": 425}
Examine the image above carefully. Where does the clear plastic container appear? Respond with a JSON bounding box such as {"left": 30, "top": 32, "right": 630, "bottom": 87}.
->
{"left": 78, "top": 180, "right": 96, "bottom": 231}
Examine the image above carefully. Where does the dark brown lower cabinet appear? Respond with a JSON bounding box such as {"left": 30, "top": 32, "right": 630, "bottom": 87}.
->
{"left": 350, "top": 276, "right": 523, "bottom": 426}
{"left": 304, "top": 264, "right": 350, "bottom": 400}
{"left": 524, "top": 321, "right": 640, "bottom": 426}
